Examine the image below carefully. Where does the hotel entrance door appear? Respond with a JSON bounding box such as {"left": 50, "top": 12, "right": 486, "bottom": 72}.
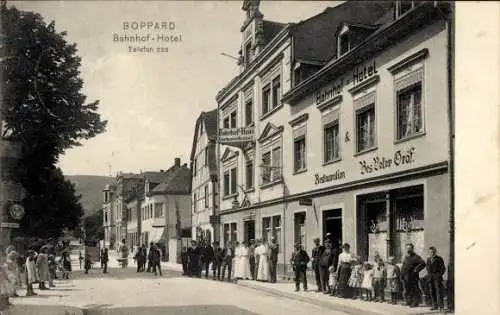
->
{"left": 322, "top": 209, "right": 342, "bottom": 247}
{"left": 244, "top": 220, "right": 255, "bottom": 244}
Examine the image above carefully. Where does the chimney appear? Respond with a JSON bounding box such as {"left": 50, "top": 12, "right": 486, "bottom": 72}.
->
{"left": 175, "top": 158, "right": 181, "bottom": 167}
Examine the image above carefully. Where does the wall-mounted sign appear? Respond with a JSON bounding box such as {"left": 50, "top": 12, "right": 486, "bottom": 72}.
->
{"left": 359, "top": 147, "right": 416, "bottom": 176}
{"left": 298, "top": 198, "right": 313, "bottom": 206}
{"left": 218, "top": 127, "right": 255, "bottom": 145}
{"left": 314, "top": 59, "right": 378, "bottom": 105}
{"left": 351, "top": 60, "right": 378, "bottom": 86}
{"left": 314, "top": 170, "right": 346, "bottom": 185}
{"left": 316, "top": 79, "right": 344, "bottom": 106}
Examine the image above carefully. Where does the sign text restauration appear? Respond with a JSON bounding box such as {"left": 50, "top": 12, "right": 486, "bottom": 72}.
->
{"left": 314, "top": 170, "right": 346, "bottom": 185}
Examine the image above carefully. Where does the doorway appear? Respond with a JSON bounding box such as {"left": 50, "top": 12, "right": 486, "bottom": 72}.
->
{"left": 322, "top": 209, "right": 342, "bottom": 248}
{"left": 294, "top": 212, "right": 306, "bottom": 248}
{"left": 243, "top": 220, "right": 255, "bottom": 244}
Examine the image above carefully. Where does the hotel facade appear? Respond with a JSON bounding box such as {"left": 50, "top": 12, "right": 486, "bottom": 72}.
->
{"left": 216, "top": 0, "right": 452, "bottom": 275}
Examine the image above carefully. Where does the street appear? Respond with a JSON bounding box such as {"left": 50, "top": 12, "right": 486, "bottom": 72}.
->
{"left": 4, "top": 266, "right": 351, "bottom": 315}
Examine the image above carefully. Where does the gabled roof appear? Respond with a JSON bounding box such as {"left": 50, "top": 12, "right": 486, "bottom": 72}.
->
{"left": 221, "top": 147, "right": 239, "bottom": 163}
{"left": 189, "top": 109, "right": 218, "bottom": 173}
{"left": 291, "top": 1, "right": 393, "bottom": 64}
{"left": 150, "top": 166, "right": 191, "bottom": 195}
{"left": 257, "top": 122, "right": 284, "bottom": 143}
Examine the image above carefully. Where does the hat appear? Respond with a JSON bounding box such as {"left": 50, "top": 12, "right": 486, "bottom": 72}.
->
{"left": 313, "top": 238, "right": 320, "bottom": 242}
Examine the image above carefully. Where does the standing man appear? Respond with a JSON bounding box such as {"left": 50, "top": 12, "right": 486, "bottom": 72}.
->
{"left": 221, "top": 242, "right": 234, "bottom": 282}
{"left": 290, "top": 243, "right": 310, "bottom": 292}
{"left": 202, "top": 241, "right": 214, "bottom": 279}
{"left": 146, "top": 243, "right": 154, "bottom": 272}
{"left": 248, "top": 239, "right": 256, "bottom": 280}
{"left": 401, "top": 243, "right": 426, "bottom": 308}
{"left": 212, "top": 241, "right": 223, "bottom": 281}
{"left": 150, "top": 244, "right": 162, "bottom": 276}
{"left": 102, "top": 248, "right": 109, "bottom": 274}
{"left": 426, "top": 247, "right": 446, "bottom": 312}
{"left": 318, "top": 239, "right": 334, "bottom": 294}
{"left": 187, "top": 240, "right": 200, "bottom": 277}
{"left": 268, "top": 237, "right": 279, "bottom": 283}
{"left": 311, "top": 238, "right": 325, "bottom": 292}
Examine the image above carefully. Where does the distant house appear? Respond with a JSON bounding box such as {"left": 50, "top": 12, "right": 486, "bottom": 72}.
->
{"left": 190, "top": 109, "right": 219, "bottom": 244}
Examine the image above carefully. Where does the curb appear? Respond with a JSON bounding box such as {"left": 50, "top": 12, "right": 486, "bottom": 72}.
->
{"left": 235, "top": 281, "right": 382, "bottom": 315}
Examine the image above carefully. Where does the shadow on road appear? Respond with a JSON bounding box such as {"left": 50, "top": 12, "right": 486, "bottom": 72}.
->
{"left": 3, "top": 304, "right": 83, "bottom": 315}
{"left": 82, "top": 305, "right": 260, "bottom": 315}
{"left": 66, "top": 268, "right": 183, "bottom": 280}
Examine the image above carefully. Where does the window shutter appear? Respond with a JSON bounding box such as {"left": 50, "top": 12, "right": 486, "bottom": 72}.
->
{"left": 395, "top": 70, "right": 424, "bottom": 91}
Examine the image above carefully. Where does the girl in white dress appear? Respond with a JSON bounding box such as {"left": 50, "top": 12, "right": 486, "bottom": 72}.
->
{"left": 361, "top": 262, "right": 374, "bottom": 301}
{"left": 233, "top": 242, "right": 242, "bottom": 279}
{"left": 239, "top": 242, "right": 251, "bottom": 280}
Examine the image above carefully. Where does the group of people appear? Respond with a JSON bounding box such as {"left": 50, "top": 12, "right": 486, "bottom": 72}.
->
{"left": 0, "top": 244, "right": 73, "bottom": 310}
{"left": 301, "top": 235, "right": 449, "bottom": 313}
{"left": 180, "top": 237, "right": 280, "bottom": 283}
{"left": 133, "top": 242, "right": 163, "bottom": 276}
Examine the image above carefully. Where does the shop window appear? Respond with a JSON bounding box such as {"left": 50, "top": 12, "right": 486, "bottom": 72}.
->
{"left": 223, "top": 224, "right": 230, "bottom": 246}
{"left": 293, "top": 136, "right": 306, "bottom": 172}
{"left": 366, "top": 201, "right": 387, "bottom": 261}
{"left": 230, "top": 222, "right": 237, "bottom": 243}
{"left": 396, "top": 82, "right": 424, "bottom": 140}
{"left": 262, "top": 215, "right": 281, "bottom": 252}
{"left": 356, "top": 105, "right": 376, "bottom": 153}
{"left": 324, "top": 121, "right": 340, "bottom": 163}
{"left": 294, "top": 212, "right": 306, "bottom": 249}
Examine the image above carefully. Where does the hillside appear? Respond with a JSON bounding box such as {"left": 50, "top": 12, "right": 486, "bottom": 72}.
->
{"left": 65, "top": 175, "right": 113, "bottom": 217}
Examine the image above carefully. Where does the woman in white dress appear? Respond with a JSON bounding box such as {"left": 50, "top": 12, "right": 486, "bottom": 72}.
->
{"left": 239, "top": 242, "right": 251, "bottom": 280}
{"left": 25, "top": 250, "right": 38, "bottom": 296}
{"left": 256, "top": 241, "right": 270, "bottom": 282}
{"left": 233, "top": 242, "right": 242, "bottom": 279}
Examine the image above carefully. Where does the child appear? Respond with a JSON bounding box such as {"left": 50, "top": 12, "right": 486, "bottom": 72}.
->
{"left": 47, "top": 254, "right": 57, "bottom": 287}
{"left": 361, "top": 262, "right": 374, "bottom": 301}
{"left": 348, "top": 256, "right": 363, "bottom": 299}
{"left": 385, "top": 256, "right": 401, "bottom": 304}
{"left": 328, "top": 265, "right": 337, "bottom": 296}
{"left": 373, "top": 257, "right": 387, "bottom": 302}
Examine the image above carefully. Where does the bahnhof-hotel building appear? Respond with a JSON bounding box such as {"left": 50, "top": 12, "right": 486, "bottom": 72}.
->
{"left": 215, "top": 0, "right": 452, "bottom": 274}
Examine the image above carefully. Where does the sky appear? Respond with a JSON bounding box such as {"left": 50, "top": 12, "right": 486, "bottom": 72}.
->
{"left": 14, "top": 0, "right": 341, "bottom": 177}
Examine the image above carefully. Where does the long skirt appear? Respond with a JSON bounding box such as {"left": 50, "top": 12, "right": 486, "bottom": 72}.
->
{"left": 337, "top": 263, "right": 352, "bottom": 298}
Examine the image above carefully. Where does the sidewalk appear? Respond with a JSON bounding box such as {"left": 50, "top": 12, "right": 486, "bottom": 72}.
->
{"left": 235, "top": 280, "right": 448, "bottom": 315}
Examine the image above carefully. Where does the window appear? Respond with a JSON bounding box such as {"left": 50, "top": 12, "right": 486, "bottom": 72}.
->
{"left": 396, "top": 82, "right": 423, "bottom": 140}
{"left": 204, "top": 147, "right": 209, "bottom": 165}
{"left": 193, "top": 158, "right": 197, "bottom": 176}
{"left": 262, "top": 215, "right": 281, "bottom": 252}
{"left": 154, "top": 203, "right": 163, "bottom": 217}
{"left": 324, "top": 122, "right": 340, "bottom": 163}
{"left": 230, "top": 168, "right": 237, "bottom": 196}
{"left": 230, "top": 111, "right": 237, "bottom": 128}
{"left": 356, "top": 105, "right": 376, "bottom": 152}
{"left": 262, "top": 85, "right": 271, "bottom": 115}
{"left": 272, "top": 76, "right": 281, "bottom": 108}
{"left": 223, "top": 224, "right": 230, "bottom": 247}
{"left": 223, "top": 167, "right": 238, "bottom": 196}
{"left": 245, "top": 158, "right": 254, "bottom": 189}
{"left": 223, "top": 171, "right": 230, "bottom": 196}
{"left": 339, "top": 33, "right": 350, "bottom": 56}
{"left": 230, "top": 223, "right": 237, "bottom": 243}
{"left": 223, "top": 117, "right": 230, "bottom": 128}
{"left": 261, "top": 75, "right": 282, "bottom": 116}
{"left": 245, "top": 99, "right": 253, "bottom": 126}
{"left": 193, "top": 193, "right": 197, "bottom": 212}
{"left": 244, "top": 42, "right": 252, "bottom": 66}
{"left": 204, "top": 185, "right": 209, "bottom": 208}
{"left": 261, "top": 147, "right": 282, "bottom": 185}
{"left": 293, "top": 136, "right": 306, "bottom": 172}
{"left": 396, "top": 0, "right": 420, "bottom": 17}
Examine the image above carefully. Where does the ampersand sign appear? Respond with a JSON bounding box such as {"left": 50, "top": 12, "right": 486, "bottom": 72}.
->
{"left": 345, "top": 131, "right": 350, "bottom": 143}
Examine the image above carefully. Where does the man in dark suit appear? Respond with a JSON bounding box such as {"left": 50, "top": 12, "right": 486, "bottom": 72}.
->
{"left": 311, "top": 238, "right": 325, "bottom": 292}
{"left": 212, "top": 241, "right": 223, "bottom": 280}
{"left": 248, "top": 239, "right": 256, "bottom": 280}
{"left": 426, "top": 246, "right": 446, "bottom": 312}
{"left": 202, "top": 241, "right": 214, "bottom": 279}
{"left": 268, "top": 237, "right": 279, "bottom": 283}
{"left": 401, "top": 243, "right": 426, "bottom": 308}
{"left": 290, "top": 243, "right": 310, "bottom": 292}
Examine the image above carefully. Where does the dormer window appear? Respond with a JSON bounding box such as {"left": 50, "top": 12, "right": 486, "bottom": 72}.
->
{"left": 339, "top": 33, "right": 350, "bottom": 56}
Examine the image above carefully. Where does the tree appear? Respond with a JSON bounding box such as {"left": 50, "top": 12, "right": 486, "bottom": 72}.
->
{"left": 1, "top": 4, "right": 107, "bottom": 238}
{"left": 81, "top": 209, "right": 104, "bottom": 242}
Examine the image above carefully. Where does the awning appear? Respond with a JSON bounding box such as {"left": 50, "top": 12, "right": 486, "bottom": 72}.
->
{"left": 149, "top": 228, "right": 167, "bottom": 244}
